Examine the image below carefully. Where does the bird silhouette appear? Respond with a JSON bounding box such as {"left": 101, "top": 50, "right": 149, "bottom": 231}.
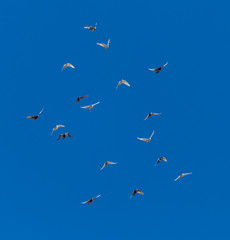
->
{"left": 82, "top": 194, "right": 101, "bottom": 205}
{"left": 57, "top": 132, "right": 71, "bottom": 141}
{"left": 130, "top": 189, "right": 144, "bottom": 198}
{"left": 26, "top": 108, "right": 44, "bottom": 121}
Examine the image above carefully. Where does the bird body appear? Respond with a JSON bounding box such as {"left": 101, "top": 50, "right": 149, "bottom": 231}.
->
{"left": 26, "top": 108, "right": 44, "bottom": 121}
{"left": 148, "top": 61, "right": 168, "bottom": 73}
{"left": 97, "top": 39, "right": 110, "bottom": 50}
{"left": 174, "top": 172, "right": 192, "bottom": 181}
{"left": 84, "top": 23, "right": 97, "bottom": 32}
{"left": 130, "top": 189, "right": 144, "bottom": 198}
{"left": 100, "top": 161, "right": 117, "bottom": 170}
{"left": 116, "top": 80, "right": 130, "bottom": 89}
{"left": 144, "top": 112, "right": 162, "bottom": 120}
{"left": 61, "top": 63, "right": 75, "bottom": 71}
{"left": 57, "top": 132, "right": 71, "bottom": 141}
{"left": 155, "top": 157, "right": 167, "bottom": 166}
{"left": 82, "top": 194, "right": 101, "bottom": 205}
{"left": 81, "top": 101, "right": 100, "bottom": 110}
{"left": 137, "top": 130, "right": 155, "bottom": 143}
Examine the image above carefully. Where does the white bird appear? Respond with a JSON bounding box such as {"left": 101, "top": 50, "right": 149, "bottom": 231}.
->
{"left": 61, "top": 63, "right": 75, "bottom": 71}
{"left": 100, "top": 161, "right": 117, "bottom": 170}
{"left": 51, "top": 125, "right": 65, "bottom": 136}
{"left": 81, "top": 194, "right": 101, "bottom": 205}
{"left": 116, "top": 80, "right": 130, "bottom": 90}
{"left": 173, "top": 172, "right": 192, "bottom": 181}
{"left": 81, "top": 101, "right": 100, "bottom": 110}
{"left": 137, "top": 130, "right": 155, "bottom": 143}
{"left": 97, "top": 39, "right": 110, "bottom": 50}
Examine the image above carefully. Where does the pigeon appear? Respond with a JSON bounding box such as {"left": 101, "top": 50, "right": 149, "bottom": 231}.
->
{"left": 82, "top": 194, "right": 101, "bottom": 205}
{"left": 74, "top": 96, "right": 88, "bottom": 104}
{"left": 84, "top": 23, "right": 97, "bottom": 32}
{"left": 148, "top": 61, "right": 168, "bottom": 73}
{"left": 100, "top": 161, "right": 117, "bottom": 170}
{"left": 144, "top": 112, "right": 162, "bottom": 120}
{"left": 130, "top": 189, "right": 144, "bottom": 198}
{"left": 137, "top": 130, "right": 155, "bottom": 143}
{"left": 51, "top": 125, "right": 65, "bottom": 136}
{"left": 57, "top": 132, "right": 71, "bottom": 141}
{"left": 116, "top": 80, "right": 130, "bottom": 90}
{"left": 174, "top": 172, "right": 192, "bottom": 181}
{"left": 26, "top": 108, "right": 44, "bottom": 121}
{"left": 81, "top": 101, "right": 100, "bottom": 110}
{"left": 155, "top": 157, "right": 167, "bottom": 166}
{"left": 61, "top": 63, "right": 75, "bottom": 71}
{"left": 97, "top": 39, "right": 110, "bottom": 50}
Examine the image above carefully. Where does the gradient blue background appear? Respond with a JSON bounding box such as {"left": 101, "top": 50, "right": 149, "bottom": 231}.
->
{"left": 0, "top": 0, "right": 229, "bottom": 239}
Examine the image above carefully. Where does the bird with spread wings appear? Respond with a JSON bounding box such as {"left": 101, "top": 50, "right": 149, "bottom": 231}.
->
{"left": 26, "top": 108, "right": 44, "bottom": 121}
{"left": 174, "top": 172, "right": 192, "bottom": 181}
{"left": 148, "top": 61, "right": 168, "bottom": 73}
{"left": 130, "top": 189, "right": 144, "bottom": 198}
{"left": 97, "top": 39, "right": 110, "bottom": 50}
{"left": 137, "top": 130, "right": 155, "bottom": 143}
{"left": 82, "top": 194, "right": 101, "bottom": 205}
{"left": 84, "top": 23, "right": 97, "bottom": 32}
{"left": 100, "top": 161, "right": 117, "bottom": 170}
{"left": 116, "top": 80, "right": 130, "bottom": 90}
{"left": 81, "top": 101, "right": 100, "bottom": 110}
{"left": 61, "top": 63, "right": 75, "bottom": 71}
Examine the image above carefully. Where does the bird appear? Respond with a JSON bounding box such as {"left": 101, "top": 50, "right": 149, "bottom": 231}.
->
{"left": 57, "top": 132, "right": 71, "bottom": 141}
{"left": 61, "top": 63, "right": 75, "bottom": 71}
{"left": 81, "top": 101, "right": 100, "bottom": 110}
{"left": 74, "top": 95, "right": 88, "bottom": 104}
{"left": 130, "top": 189, "right": 144, "bottom": 198}
{"left": 84, "top": 23, "right": 97, "bottom": 32}
{"left": 97, "top": 39, "right": 110, "bottom": 50}
{"left": 26, "top": 108, "right": 44, "bottom": 121}
{"left": 81, "top": 194, "right": 101, "bottom": 205}
{"left": 155, "top": 157, "right": 167, "bottom": 166}
{"left": 100, "top": 161, "right": 117, "bottom": 170}
{"left": 116, "top": 80, "right": 130, "bottom": 90}
{"left": 137, "top": 130, "right": 155, "bottom": 143}
{"left": 148, "top": 61, "right": 168, "bottom": 73}
{"left": 144, "top": 112, "right": 162, "bottom": 120}
{"left": 173, "top": 172, "right": 192, "bottom": 181}
{"left": 51, "top": 125, "right": 65, "bottom": 136}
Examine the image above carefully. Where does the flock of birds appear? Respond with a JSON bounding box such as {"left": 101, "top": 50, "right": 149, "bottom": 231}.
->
{"left": 26, "top": 23, "right": 192, "bottom": 205}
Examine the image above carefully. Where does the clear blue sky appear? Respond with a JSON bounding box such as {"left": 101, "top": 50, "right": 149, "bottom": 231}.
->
{"left": 0, "top": 0, "right": 229, "bottom": 239}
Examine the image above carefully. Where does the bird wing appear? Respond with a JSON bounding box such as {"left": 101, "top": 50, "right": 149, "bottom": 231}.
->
{"left": 81, "top": 199, "right": 90, "bottom": 204}
{"left": 92, "top": 194, "right": 101, "bottom": 201}
{"left": 163, "top": 61, "right": 168, "bottom": 68}
{"left": 107, "top": 39, "right": 110, "bottom": 46}
{"left": 183, "top": 172, "right": 192, "bottom": 177}
{"left": 97, "top": 43, "right": 106, "bottom": 48}
{"left": 51, "top": 128, "right": 55, "bottom": 136}
{"left": 84, "top": 26, "right": 91, "bottom": 29}
{"left": 57, "top": 135, "right": 62, "bottom": 141}
{"left": 149, "top": 130, "right": 155, "bottom": 139}
{"left": 144, "top": 114, "right": 150, "bottom": 120}
{"left": 61, "top": 64, "right": 66, "bottom": 71}
{"left": 148, "top": 68, "right": 157, "bottom": 71}
{"left": 173, "top": 175, "right": 181, "bottom": 181}
{"left": 66, "top": 63, "right": 75, "bottom": 69}
{"left": 57, "top": 125, "right": 65, "bottom": 129}
{"left": 116, "top": 81, "right": 122, "bottom": 89}
{"left": 162, "top": 157, "right": 167, "bottom": 162}
{"left": 137, "top": 137, "right": 147, "bottom": 141}
{"left": 81, "top": 105, "right": 91, "bottom": 109}
{"left": 92, "top": 101, "right": 100, "bottom": 107}
{"left": 107, "top": 161, "right": 117, "bottom": 165}
{"left": 100, "top": 163, "right": 106, "bottom": 170}
{"left": 121, "top": 80, "right": 130, "bottom": 87}
{"left": 38, "top": 108, "right": 44, "bottom": 115}
{"left": 26, "top": 116, "right": 34, "bottom": 119}
{"left": 137, "top": 190, "right": 144, "bottom": 195}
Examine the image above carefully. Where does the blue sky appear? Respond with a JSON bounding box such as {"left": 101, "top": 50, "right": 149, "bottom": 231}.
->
{"left": 0, "top": 0, "right": 229, "bottom": 239}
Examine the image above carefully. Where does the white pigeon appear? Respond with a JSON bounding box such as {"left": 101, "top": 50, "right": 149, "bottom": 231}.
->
{"left": 100, "top": 161, "right": 117, "bottom": 170}
{"left": 137, "top": 130, "right": 155, "bottom": 143}
{"left": 173, "top": 172, "right": 192, "bottom": 181}
{"left": 81, "top": 101, "right": 100, "bottom": 110}
{"left": 97, "top": 39, "right": 110, "bottom": 50}
{"left": 116, "top": 80, "right": 130, "bottom": 90}
{"left": 51, "top": 125, "right": 65, "bottom": 136}
{"left": 61, "top": 63, "right": 75, "bottom": 71}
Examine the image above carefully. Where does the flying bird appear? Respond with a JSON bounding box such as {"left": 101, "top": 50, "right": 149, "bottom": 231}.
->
{"left": 155, "top": 157, "right": 167, "bottom": 166}
{"left": 130, "top": 189, "right": 144, "bottom": 199}
{"left": 26, "top": 108, "right": 44, "bottom": 121}
{"left": 51, "top": 125, "right": 65, "bottom": 135}
{"left": 84, "top": 23, "right": 97, "bottom": 32}
{"left": 148, "top": 61, "right": 168, "bottom": 73}
{"left": 97, "top": 39, "right": 110, "bottom": 50}
{"left": 57, "top": 132, "right": 71, "bottom": 141}
{"left": 74, "top": 95, "right": 88, "bottom": 104}
{"left": 173, "top": 172, "right": 192, "bottom": 181}
{"left": 100, "top": 161, "right": 117, "bottom": 170}
{"left": 81, "top": 101, "right": 100, "bottom": 110}
{"left": 81, "top": 194, "right": 101, "bottom": 205}
{"left": 61, "top": 63, "right": 75, "bottom": 71}
{"left": 144, "top": 112, "right": 162, "bottom": 120}
{"left": 137, "top": 130, "right": 155, "bottom": 143}
{"left": 116, "top": 80, "right": 130, "bottom": 90}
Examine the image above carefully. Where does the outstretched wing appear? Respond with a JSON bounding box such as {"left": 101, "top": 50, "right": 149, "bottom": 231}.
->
{"left": 100, "top": 162, "right": 106, "bottom": 170}
{"left": 163, "top": 61, "right": 168, "bottom": 68}
{"left": 107, "top": 161, "right": 117, "bottom": 165}
{"left": 92, "top": 101, "right": 100, "bottom": 107}
{"left": 38, "top": 108, "right": 44, "bottom": 115}
{"left": 137, "top": 137, "right": 147, "bottom": 142}
{"left": 137, "top": 190, "right": 144, "bottom": 195}
{"left": 173, "top": 175, "right": 181, "bottom": 181}
{"left": 81, "top": 199, "right": 90, "bottom": 204}
{"left": 92, "top": 194, "right": 101, "bottom": 201}
{"left": 97, "top": 43, "right": 106, "bottom": 48}
{"left": 26, "top": 116, "right": 34, "bottom": 119}
{"left": 66, "top": 63, "right": 75, "bottom": 69}
{"left": 149, "top": 130, "right": 155, "bottom": 139}
{"left": 81, "top": 105, "right": 91, "bottom": 109}
{"left": 121, "top": 80, "right": 130, "bottom": 87}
